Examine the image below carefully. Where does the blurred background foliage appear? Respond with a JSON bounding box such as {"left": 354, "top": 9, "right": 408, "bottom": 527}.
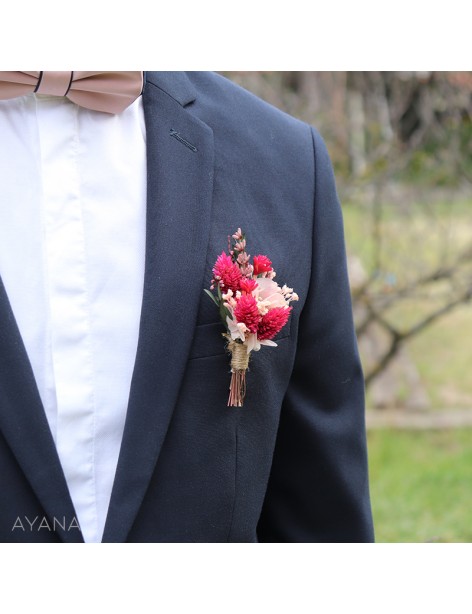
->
{"left": 223, "top": 72, "right": 472, "bottom": 542}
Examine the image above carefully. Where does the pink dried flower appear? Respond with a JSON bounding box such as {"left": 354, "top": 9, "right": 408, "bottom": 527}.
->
{"left": 212, "top": 251, "right": 242, "bottom": 293}
{"left": 253, "top": 255, "right": 273, "bottom": 276}
{"left": 237, "top": 252, "right": 250, "bottom": 265}
{"left": 240, "top": 263, "right": 254, "bottom": 278}
{"left": 255, "top": 278, "right": 288, "bottom": 308}
{"left": 234, "top": 294, "right": 261, "bottom": 334}
{"left": 257, "top": 306, "right": 292, "bottom": 340}
{"left": 239, "top": 278, "right": 258, "bottom": 294}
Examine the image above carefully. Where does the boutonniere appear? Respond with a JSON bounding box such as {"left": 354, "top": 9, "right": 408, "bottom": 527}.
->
{"left": 205, "top": 228, "right": 299, "bottom": 407}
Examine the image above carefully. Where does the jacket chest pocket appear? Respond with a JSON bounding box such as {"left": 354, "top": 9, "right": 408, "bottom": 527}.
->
{"left": 188, "top": 319, "right": 292, "bottom": 361}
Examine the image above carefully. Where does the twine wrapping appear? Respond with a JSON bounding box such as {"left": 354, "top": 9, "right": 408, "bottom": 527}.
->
{"left": 224, "top": 335, "right": 250, "bottom": 407}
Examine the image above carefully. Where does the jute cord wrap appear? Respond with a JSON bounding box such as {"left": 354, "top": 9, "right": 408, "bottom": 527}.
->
{"left": 228, "top": 339, "right": 250, "bottom": 371}
{"left": 224, "top": 335, "right": 250, "bottom": 406}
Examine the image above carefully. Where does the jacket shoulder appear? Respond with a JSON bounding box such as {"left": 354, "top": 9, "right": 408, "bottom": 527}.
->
{"left": 185, "top": 72, "right": 317, "bottom": 191}
{"left": 187, "top": 71, "right": 310, "bottom": 139}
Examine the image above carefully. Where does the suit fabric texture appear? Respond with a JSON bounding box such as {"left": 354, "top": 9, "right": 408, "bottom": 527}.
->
{"left": 0, "top": 71, "right": 374, "bottom": 542}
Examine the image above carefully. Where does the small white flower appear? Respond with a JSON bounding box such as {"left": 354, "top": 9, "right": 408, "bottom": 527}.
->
{"left": 226, "top": 315, "right": 248, "bottom": 342}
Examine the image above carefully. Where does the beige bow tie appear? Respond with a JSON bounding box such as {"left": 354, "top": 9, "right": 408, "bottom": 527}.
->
{"left": 0, "top": 71, "right": 143, "bottom": 114}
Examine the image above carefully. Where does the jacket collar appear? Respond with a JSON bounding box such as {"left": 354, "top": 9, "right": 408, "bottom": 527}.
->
{"left": 143, "top": 71, "right": 197, "bottom": 107}
{"left": 0, "top": 278, "right": 84, "bottom": 543}
{"left": 102, "top": 74, "right": 214, "bottom": 542}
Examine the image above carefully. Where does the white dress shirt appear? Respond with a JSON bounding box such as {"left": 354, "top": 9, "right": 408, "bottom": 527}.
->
{"left": 0, "top": 93, "right": 147, "bottom": 542}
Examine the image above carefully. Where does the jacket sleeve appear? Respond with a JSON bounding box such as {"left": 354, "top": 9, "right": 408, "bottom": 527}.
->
{"left": 257, "top": 127, "right": 375, "bottom": 542}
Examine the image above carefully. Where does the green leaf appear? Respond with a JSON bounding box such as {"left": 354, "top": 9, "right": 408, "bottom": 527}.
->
{"left": 219, "top": 301, "right": 229, "bottom": 324}
{"left": 204, "top": 288, "right": 219, "bottom": 307}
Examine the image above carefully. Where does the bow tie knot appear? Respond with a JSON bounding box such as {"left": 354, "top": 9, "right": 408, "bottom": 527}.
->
{"left": 35, "top": 72, "right": 74, "bottom": 97}
{"left": 0, "top": 71, "right": 143, "bottom": 114}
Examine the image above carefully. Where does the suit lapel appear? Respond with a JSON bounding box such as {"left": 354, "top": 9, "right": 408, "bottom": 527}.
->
{"left": 0, "top": 278, "right": 83, "bottom": 543}
{"left": 102, "top": 73, "right": 215, "bottom": 542}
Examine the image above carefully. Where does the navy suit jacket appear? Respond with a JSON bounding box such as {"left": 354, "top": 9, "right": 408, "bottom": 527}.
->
{"left": 0, "top": 71, "right": 374, "bottom": 542}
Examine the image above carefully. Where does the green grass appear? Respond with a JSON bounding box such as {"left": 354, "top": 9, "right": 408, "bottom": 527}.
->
{"left": 408, "top": 307, "right": 472, "bottom": 408}
{"left": 368, "top": 428, "right": 472, "bottom": 542}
